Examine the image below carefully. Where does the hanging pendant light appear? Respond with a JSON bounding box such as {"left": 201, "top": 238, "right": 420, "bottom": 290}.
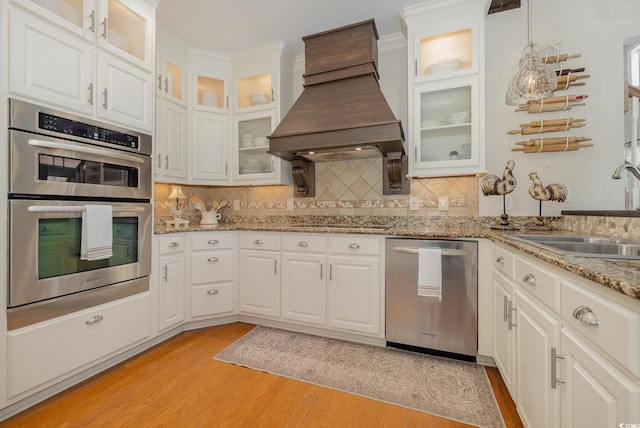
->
{"left": 505, "top": 0, "right": 557, "bottom": 105}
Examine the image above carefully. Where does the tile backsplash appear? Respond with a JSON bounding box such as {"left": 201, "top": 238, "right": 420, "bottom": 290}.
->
{"left": 154, "top": 158, "right": 479, "bottom": 222}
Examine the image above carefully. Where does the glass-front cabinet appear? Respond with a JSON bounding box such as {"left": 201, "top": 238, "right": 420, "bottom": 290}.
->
{"left": 402, "top": 0, "right": 485, "bottom": 177}
{"left": 412, "top": 77, "right": 480, "bottom": 175}
{"left": 233, "top": 111, "right": 278, "bottom": 182}
{"left": 234, "top": 72, "right": 274, "bottom": 111}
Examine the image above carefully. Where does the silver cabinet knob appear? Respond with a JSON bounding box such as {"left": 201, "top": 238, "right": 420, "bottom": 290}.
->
{"left": 348, "top": 243, "right": 360, "bottom": 249}
{"left": 86, "top": 314, "right": 103, "bottom": 325}
{"left": 298, "top": 241, "right": 308, "bottom": 247}
{"left": 168, "top": 241, "right": 179, "bottom": 248}
{"left": 572, "top": 306, "right": 599, "bottom": 325}
{"left": 254, "top": 239, "right": 263, "bottom": 245}
{"left": 208, "top": 239, "right": 219, "bottom": 245}
{"left": 207, "top": 257, "right": 219, "bottom": 263}
{"left": 522, "top": 273, "right": 536, "bottom": 286}
{"left": 496, "top": 256, "right": 504, "bottom": 264}
{"left": 207, "top": 289, "right": 219, "bottom": 295}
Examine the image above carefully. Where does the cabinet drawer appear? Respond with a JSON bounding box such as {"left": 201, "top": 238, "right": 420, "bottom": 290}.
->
{"left": 158, "top": 236, "right": 185, "bottom": 255}
{"left": 514, "top": 256, "right": 559, "bottom": 311}
{"left": 238, "top": 233, "right": 280, "bottom": 251}
{"left": 329, "top": 236, "right": 381, "bottom": 256}
{"left": 191, "top": 250, "right": 234, "bottom": 284}
{"left": 191, "top": 232, "right": 234, "bottom": 251}
{"left": 561, "top": 280, "right": 640, "bottom": 377}
{"left": 8, "top": 293, "right": 150, "bottom": 397}
{"left": 191, "top": 283, "right": 234, "bottom": 317}
{"left": 282, "top": 234, "right": 327, "bottom": 252}
{"left": 493, "top": 245, "right": 515, "bottom": 278}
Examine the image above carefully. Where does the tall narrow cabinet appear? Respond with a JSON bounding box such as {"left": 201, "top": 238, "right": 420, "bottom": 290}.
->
{"left": 401, "top": 0, "right": 486, "bottom": 177}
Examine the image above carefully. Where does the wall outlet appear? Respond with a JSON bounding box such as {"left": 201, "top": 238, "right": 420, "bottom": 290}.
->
{"left": 505, "top": 195, "right": 514, "bottom": 211}
{"left": 233, "top": 199, "right": 240, "bottom": 210}
{"left": 438, "top": 196, "right": 449, "bottom": 211}
{"left": 409, "top": 196, "right": 419, "bottom": 210}
{"left": 287, "top": 198, "right": 295, "bottom": 210}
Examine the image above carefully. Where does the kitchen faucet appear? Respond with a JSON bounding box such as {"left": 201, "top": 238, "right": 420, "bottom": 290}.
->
{"left": 612, "top": 162, "right": 640, "bottom": 180}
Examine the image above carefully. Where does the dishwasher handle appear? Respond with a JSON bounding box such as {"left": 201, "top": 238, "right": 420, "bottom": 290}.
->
{"left": 392, "top": 247, "right": 468, "bottom": 257}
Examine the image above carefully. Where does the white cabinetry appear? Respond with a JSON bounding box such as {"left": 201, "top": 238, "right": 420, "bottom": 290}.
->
{"left": 155, "top": 97, "right": 188, "bottom": 181}
{"left": 9, "top": 0, "right": 155, "bottom": 131}
{"left": 401, "top": 0, "right": 485, "bottom": 177}
{"left": 189, "top": 51, "right": 232, "bottom": 184}
{"left": 189, "top": 232, "right": 235, "bottom": 319}
{"left": 7, "top": 293, "right": 149, "bottom": 398}
{"left": 157, "top": 235, "right": 186, "bottom": 331}
{"left": 281, "top": 235, "right": 328, "bottom": 326}
{"left": 231, "top": 42, "right": 293, "bottom": 185}
{"left": 327, "top": 236, "right": 383, "bottom": 336}
{"left": 237, "top": 232, "right": 281, "bottom": 318}
{"left": 492, "top": 242, "right": 640, "bottom": 428}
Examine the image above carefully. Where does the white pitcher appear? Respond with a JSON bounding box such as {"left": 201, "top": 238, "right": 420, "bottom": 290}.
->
{"left": 200, "top": 211, "right": 222, "bottom": 226}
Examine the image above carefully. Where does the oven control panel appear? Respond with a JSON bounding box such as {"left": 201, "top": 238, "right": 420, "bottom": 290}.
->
{"left": 38, "top": 113, "right": 140, "bottom": 150}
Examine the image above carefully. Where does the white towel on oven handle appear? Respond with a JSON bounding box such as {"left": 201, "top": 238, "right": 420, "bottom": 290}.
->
{"left": 418, "top": 247, "right": 442, "bottom": 301}
{"left": 80, "top": 205, "right": 113, "bottom": 261}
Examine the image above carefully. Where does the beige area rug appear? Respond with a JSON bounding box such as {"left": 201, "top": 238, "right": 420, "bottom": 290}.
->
{"left": 214, "top": 326, "right": 505, "bottom": 428}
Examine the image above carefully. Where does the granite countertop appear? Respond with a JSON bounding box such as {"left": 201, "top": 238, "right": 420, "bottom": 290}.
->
{"left": 155, "top": 223, "right": 640, "bottom": 301}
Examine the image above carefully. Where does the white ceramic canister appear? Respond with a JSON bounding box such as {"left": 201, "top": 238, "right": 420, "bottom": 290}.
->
{"left": 200, "top": 211, "right": 222, "bottom": 225}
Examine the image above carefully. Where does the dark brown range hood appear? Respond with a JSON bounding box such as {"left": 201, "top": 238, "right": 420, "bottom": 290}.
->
{"left": 268, "top": 19, "right": 408, "bottom": 197}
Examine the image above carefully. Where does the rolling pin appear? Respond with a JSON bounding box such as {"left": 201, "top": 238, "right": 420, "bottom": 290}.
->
{"left": 542, "top": 53, "right": 581, "bottom": 64}
{"left": 512, "top": 142, "right": 593, "bottom": 153}
{"left": 520, "top": 118, "right": 585, "bottom": 128}
{"left": 515, "top": 136, "right": 592, "bottom": 146}
{"left": 518, "top": 102, "right": 585, "bottom": 113}
{"left": 519, "top": 95, "right": 587, "bottom": 107}
{"left": 508, "top": 122, "right": 586, "bottom": 135}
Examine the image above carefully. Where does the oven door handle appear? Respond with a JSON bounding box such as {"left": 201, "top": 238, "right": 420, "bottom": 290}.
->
{"left": 28, "top": 206, "right": 146, "bottom": 213}
{"left": 28, "top": 139, "right": 144, "bottom": 164}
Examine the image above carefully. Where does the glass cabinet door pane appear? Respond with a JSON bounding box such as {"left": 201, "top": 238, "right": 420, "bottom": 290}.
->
{"left": 166, "top": 61, "right": 184, "bottom": 101}
{"left": 237, "top": 117, "right": 273, "bottom": 175}
{"left": 32, "top": 0, "right": 84, "bottom": 27}
{"left": 107, "top": 0, "right": 145, "bottom": 61}
{"left": 419, "top": 85, "right": 471, "bottom": 163}
{"left": 419, "top": 28, "right": 472, "bottom": 78}
{"left": 197, "top": 76, "right": 225, "bottom": 109}
{"left": 237, "top": 73, "right": 272, "bottom": 109}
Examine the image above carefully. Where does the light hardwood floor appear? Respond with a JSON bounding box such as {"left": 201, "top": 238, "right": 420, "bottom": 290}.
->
{"left": 2, "top": 322, "right": 523, "bottom": 427}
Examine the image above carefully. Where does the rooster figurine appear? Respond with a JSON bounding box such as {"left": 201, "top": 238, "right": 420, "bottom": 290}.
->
{"left": 528, "top": 172, "right": 567, "bottom": 202}
{"left": 481, "top": 160, "right": 517, "bottom": 196}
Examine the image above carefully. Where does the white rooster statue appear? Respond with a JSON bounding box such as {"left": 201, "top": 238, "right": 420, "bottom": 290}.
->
{"left": 481, "top": 160, "right": 518, "bottom": 229}
{"left": 528, "top": 172, "right": 567, "bottom": 202}
{"left": 481, "top": 160, "right": 517, "bottom": 196}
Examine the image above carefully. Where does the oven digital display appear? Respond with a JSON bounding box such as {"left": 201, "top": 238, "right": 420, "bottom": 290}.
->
{"left": 38, "top": 112, "right": 140, "bottom": 150}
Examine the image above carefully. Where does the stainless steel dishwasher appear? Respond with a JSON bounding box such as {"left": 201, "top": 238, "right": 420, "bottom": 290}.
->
{"left": 385, "top": 238, "right": 478, "bottom": 361}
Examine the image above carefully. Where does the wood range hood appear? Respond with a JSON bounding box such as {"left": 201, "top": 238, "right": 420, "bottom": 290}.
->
{"left": 267, "top": 19, "right": 409, "bottom": 197}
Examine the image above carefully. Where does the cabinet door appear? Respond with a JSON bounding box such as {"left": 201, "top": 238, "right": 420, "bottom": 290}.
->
{"left": 237, "top": 250, "right": 280, "bottom": 317}
{"left": 96, "top": 52, "right": 153, "bottom": 131}
{"left": 410, "top": 77, "right": 481, "bottom": 177}
{"left": 234, "top": 68, "right": 274, "bottom": 112}
{"left": 281, "top": 252, "right": 326, "bottom": 325}
{"left": 191, "top": 112, "right": 230, "bottom": 182}
{"left": 156, "top": 100, "right": 188, "bottom": 181}
{"left": 233, "top": 110, "right": 279, "bottom": 183}
{"left": 156, "top": 40, "right": 187, "bottom": 105}
{"left": 493, "top": 272, "right": 516, "bottom": 396}
{"left": 193, "top": 68, "right": 229, "bottom": 112}
{"left": 327, "top": 256, "right": 380, "bottom": 335}
{"left": 10, "top": 7, "right": 94, "bottom": 115}
{"left": 97, "top": 0, "right": 155, "bottom": 71}
{"left": 561, "top": 329, "right": 640, "bottom": 428}
{"left": 514, "top": 289, "right": 562, "bottom": 428}
{"left": 158, "top": 254, "right": 185, "bottom": 331}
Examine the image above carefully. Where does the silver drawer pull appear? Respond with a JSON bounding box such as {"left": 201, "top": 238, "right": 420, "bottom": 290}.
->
{"left": 207, "top": 289, "right": 219, "bottom": 295}
{"left": 298, "top": 241, "right": 308, "bottom": 247}
{"left": 496, "top": 256, "right": 504, "bottom": 264}
{"left": 572, "top": 306, "right": 599, "bottom": 325}
{"left": 523, "top": 273, "right": 537, "bottom": 286}
{"left": 254, "top": 239, "right": 263, "bottom": 245}
{"left": 348, "top": 243, "right": 360, "bottom": 249}
{"left": 208, "top": 239, "right": 219, "bottom": 245}
{"left": 168, "top": 241, "right": 180, "bottom": 248}
{"left": 207, "top": 257, "right": 219, "bottom": 263}
{"left": 86, "top": 315, "right": 103, "bottom": 325}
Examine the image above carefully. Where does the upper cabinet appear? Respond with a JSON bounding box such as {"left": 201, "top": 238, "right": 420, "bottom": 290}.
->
{"left": 9, "top": 0, "right": 156, "bottom": 132}
{"left": 156, "top": 32, "right": 188, "bottom": 106}
{"left": 402, "top": 0, "right": 486, "bottom": 178}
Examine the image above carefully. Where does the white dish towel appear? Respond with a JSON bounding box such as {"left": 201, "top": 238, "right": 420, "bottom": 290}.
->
{"left": 80, "top": 205, "right": 113, "bottom": 261}
{"left": 418, "top": 247, "right": 442, "bottom": 301}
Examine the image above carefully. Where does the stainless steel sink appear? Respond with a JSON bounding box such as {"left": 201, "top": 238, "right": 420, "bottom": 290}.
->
{"left": 509, "top": 234, "right": 640, "bottom": 259}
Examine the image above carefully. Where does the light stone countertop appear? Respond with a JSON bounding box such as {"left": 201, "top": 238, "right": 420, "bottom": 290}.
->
{"left": 155, "top": 223, "right": 640, "bottom": 301}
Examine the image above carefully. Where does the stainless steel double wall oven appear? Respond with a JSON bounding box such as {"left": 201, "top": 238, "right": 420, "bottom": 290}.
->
{"left": 7, "top": 99, "right": 153, "bottom": 329}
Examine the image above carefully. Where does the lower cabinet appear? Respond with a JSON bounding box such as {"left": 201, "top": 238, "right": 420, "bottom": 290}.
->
{"left": 157, "top": 236, "right": 186, "bottom": 331}
{"left": 237, "top": 233, "right": 281, "bottom": 318}
{"left": 281, "top": 252, "right": 326, "bottom": 325}
{"left": 493, "top": 242, "right": 640, "bottom": 428}
{"left": 7, "top": 293, "right": 150, "bottom": 398}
